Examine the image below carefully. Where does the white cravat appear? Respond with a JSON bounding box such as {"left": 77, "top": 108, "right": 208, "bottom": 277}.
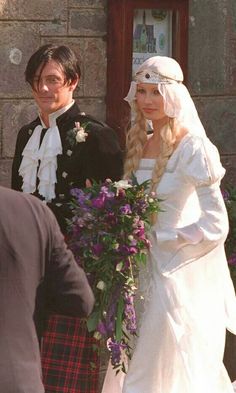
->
{"left": 19, "top": 101, "right": 74, "bottom": 202}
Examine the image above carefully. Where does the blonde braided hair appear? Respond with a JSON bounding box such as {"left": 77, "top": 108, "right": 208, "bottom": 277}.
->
{"left": 124, "top": 104, "right": 148, "bottom": 179}
{"left": 124, "top": 109, "right": 177, "bottom": 193}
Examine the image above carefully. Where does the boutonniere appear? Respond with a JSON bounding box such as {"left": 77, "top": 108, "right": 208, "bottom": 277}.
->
{"left": 67, "top": 121, "right": 89, "bottom": 148}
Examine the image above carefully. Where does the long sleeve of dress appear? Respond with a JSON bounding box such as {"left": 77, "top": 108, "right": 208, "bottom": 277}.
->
{"left": 152, "top": 135, "right": 229, "bottom": 275}
{"left": 177, "top": 135, "right": 228, "bottom": 245}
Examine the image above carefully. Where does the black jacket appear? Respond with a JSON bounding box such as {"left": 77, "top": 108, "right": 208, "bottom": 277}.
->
{"left": 12, "top": 102, "right": 123, "bottom": 232}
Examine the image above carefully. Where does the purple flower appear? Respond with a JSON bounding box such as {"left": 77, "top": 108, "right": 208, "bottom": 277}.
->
{"left": 71, "top": 187, "right": 84, "bottom": 199}
{"left": 92, "top": 243, "right": 104, "bottom": 257}
{"left": 107, "top": 339, "right": 127, "bottom": 366}
{"left": 128, "top": 246, "right": 138, "bottom": 254}
{"left": 119, "top": 245, "right": 131, "bottom": 256}
{"left": 92, "top": 195, "right": 105, "bottom": 208}
{"left": 128, "top": 236, "right": 137, "bottom": 246}
{"left": 120, "top": 204, "right": 132, "bottom": 215}
{"left": 105, "top": 211, "right": 117, "bottom": 225}
{"left": 134, "top": 199, "right": 148, "bottom": 214}
{"left": 71, "top": 188, "right": 90, "bottom": 208}
{"left": 100, "top": 185, "right": 115, "bottom": 199}
{"left": 97, "top": 321, "right": 107, "bottom": 335}
{"left": 134, "top": 227, "right": 145, "bottom": 239}
{"left": 124, "top": 294, "right": 137, "bottom": 334}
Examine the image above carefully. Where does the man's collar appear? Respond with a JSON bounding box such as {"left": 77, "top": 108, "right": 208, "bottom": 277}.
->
{"left": 39, "top": 100, "right": 76, "bottom": 128}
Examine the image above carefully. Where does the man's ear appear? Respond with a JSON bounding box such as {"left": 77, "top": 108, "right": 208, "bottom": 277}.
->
{"left": 69, "top": 76, "right": 79, "bottom": 91}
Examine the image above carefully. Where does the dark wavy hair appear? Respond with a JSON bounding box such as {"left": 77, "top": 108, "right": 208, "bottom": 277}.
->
{"left": 25, "top": 44, "right": 81, "bottom": 90}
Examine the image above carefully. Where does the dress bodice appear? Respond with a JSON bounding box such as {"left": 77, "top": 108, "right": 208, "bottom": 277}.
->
{"left": 135, "top": 134, "right": 225, "bottom": 230}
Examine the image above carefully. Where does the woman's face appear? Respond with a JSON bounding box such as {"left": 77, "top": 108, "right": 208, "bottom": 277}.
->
{"left": 136, "top": 83, "right": 167, "bottom": 122}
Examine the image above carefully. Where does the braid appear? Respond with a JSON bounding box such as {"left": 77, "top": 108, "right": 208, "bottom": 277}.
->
{"left": 124, "top": 105, "right": 148, "bottom": 179}
{"left": 124, "top": 112, "right": 178, "bottom": 197}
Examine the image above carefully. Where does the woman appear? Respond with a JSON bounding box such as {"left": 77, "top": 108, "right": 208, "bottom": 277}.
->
{"left": 104, "top": 55, "right": 236, "bottom": 393}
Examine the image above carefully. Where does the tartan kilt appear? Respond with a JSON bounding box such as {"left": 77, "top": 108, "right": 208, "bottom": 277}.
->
{"left": 41, "top": 314, "right": 100, "bottom": 393}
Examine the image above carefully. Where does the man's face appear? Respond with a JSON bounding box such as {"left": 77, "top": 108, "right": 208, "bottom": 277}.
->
{"left": 32, "top": 60, "right": 78, "bottom": 115}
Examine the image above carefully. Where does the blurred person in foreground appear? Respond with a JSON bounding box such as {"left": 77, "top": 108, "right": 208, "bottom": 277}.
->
{"left": 11, "top": 43, "right": 123, "bottom": 393}
{"left": 0, "top": 185, "right": 94, "bottom": 393}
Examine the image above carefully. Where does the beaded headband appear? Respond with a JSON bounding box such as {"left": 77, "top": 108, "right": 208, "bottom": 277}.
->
{"left": 135, "top": 69, "right": 177, "bottom": 85}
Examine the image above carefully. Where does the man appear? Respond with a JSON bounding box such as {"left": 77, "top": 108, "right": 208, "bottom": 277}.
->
{"left": 11, "top": 44, "right": 123, "bottom": 392}
{"left": 0, "top": 186, "right": 94, "bottom": 393}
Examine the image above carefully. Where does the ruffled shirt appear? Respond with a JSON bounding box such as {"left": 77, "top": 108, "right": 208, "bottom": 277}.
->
{"left": 19, "top": 102, "right": 74, "bottom": 202}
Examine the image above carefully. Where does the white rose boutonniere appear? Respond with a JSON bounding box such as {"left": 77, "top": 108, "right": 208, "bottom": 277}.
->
{"left": 75, "top": 122, "right": 88, "bottom": 143}
{"left": 66, "top": 120, "right": 89, "bottom": 148}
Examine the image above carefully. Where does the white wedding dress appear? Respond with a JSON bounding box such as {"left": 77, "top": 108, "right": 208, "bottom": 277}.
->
{"left": 102, "top": 133, "right": 236, "bottom": 393}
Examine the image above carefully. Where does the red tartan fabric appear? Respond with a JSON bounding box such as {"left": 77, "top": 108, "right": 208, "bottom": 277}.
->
{"left": 41, "top": 314, "right": 100, "bottom": 393}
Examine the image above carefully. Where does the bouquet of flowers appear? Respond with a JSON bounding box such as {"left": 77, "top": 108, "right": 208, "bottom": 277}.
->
{"left": 66, "top": 177, "right": 160, "bottom": 372}
{"left": 222, "top": 185, "right": 236, "bottom": 279}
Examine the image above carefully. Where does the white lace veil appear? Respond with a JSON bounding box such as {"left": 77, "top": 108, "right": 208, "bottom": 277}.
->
{"left": 124, "top": 56, "right": 206, "bottom": 137}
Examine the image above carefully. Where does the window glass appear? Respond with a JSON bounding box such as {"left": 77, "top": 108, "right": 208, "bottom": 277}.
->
{"left": 133, "top": 9, "right": 173, "bottom": 75}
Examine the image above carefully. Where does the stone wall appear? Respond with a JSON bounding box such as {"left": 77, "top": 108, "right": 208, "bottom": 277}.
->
{"left": 188, "top": 0, "right": 236, "bottom": 186}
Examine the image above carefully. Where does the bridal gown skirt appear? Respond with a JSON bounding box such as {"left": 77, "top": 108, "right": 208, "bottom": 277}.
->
{"left": 102, "top": 247, "right": 236, "bottom": 393}
{"left": 122, "top": 246, "right": 236, "bottom": 393}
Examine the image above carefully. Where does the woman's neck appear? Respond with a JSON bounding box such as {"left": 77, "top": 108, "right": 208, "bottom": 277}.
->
{"left": 152, "top": 117, "right": 169, "bottom": 133}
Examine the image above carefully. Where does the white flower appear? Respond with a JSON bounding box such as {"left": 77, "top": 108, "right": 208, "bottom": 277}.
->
{"left": 93, "top": 331, "right": 102, "bottom": 340}
{"left": 116, "top": 262, "right": 123, "bottom": 271}
{"left": 113, "top": 242, "right": 119, "bottom": 250}
{"left": 74, "top": 122, "right": 88, "bottom": 143}
{"left": 113, "top": 180, "right": 132, "bottom": 190}
{"left": 96, "top": 280, "right": 106, "bottom": 291}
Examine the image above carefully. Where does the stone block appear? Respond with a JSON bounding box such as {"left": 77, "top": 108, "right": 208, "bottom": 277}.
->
{"left": 69, "top": 0, "right": 106, "bottom": 7}
{"left": 0, "top": 23, "right": 40, "bottom": 98}
{"left": 2, "top": 100, "right": 38, "bottom": 158}
{"left": 39, "top": 21, "right": 67, "bottom": 36}
{"left": 83, "top": 38, "right": 107, "bottom": 96}
{"left": 69, "top": 9, "right": 106, "bottom": 36}
{"left": 194, "top": 96, "right": 236, "bottom": 154}
{"left": 188, "top": 0, "right": 228, "bottom": 95}
{"left": 0, "top": 0, "right": 67, "bottom": 20}
{"left": 75, "top": 98, "right": 106, "bottom": 121}
{"left": 227, "top": 39, "right": 236, "bottom": 91}
{"left": 0, "top": 159, "right": 12, "bottom": 188}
